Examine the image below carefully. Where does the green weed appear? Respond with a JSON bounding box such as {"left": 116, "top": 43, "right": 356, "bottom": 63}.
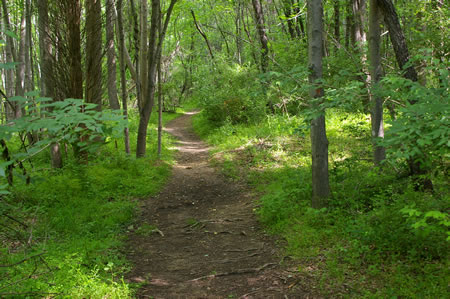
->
{"left": 193, "top": 107, "right": 449, "bottom": 297}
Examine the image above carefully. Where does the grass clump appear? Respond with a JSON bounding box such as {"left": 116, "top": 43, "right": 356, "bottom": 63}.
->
{"left": 193, "top": 108, "right": 449, "bottom": 297}
{"left": 0, "top": 109, "right": 182, "bottom": 297}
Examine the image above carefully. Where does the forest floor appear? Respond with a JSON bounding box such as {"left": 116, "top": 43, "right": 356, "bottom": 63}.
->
{"left": 126, "top": 111, "right": 317, "bottom": 298}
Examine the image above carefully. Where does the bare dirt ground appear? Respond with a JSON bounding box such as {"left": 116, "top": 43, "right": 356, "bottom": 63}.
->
{"left": 126, "top": 111, "right": 315, "bottom": 298}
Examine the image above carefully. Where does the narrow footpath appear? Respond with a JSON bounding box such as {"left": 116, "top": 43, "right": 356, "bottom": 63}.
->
{"left": 127, "top": 111, "right": 313, "bottom": 298}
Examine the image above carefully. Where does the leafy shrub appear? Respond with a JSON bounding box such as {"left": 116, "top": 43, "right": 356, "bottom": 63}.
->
{"left": 379, "top": 64, "right": 449, "bottom": 172}
{"left": 194, "top": 65, "right": 267, "bottom": 125}
{"left": 349, "top": 190, "right": 449, "bottom": 261}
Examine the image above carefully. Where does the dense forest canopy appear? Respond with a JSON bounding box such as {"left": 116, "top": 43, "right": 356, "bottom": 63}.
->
{"left": 0, "top": 0, "right": 448, "bottom": 297}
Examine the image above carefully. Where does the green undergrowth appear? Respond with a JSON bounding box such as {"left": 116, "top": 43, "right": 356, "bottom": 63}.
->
{"left": 0, "top": 109, "right": 183, "bottom": 298}
{"left": 193, "top": 109, "right": 449, "bottom": 297}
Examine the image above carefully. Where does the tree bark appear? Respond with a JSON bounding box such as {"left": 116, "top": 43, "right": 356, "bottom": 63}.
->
{"left": 157, "top": 52, "right": 163, "bottom": 157}
{"left": 235, "top": 0, "right": 244, "bottom": 65}
{"left": 66, "top": 0, "right": 83, "bottom": 99}
{"left": 368, "top": 0, "right": 385, "bottom": 165}
{"left": 136, "top": 0, "right": 177, "bottom": 157}
{"left": 140, "top": 0, "right": 149, "bottom": 109}
{"left": 251, "top": 0, "right": 269, "bottom": 73}
{"left": 37, "top": 0, "right": 63, "bottom": 168}
{"left": 117, "top": 0, "right": 131, "bottom": 154}
{"left": 283, "top": 0, "right": 297, "bottom": 39}
{"left": 15, "top": 3, "right": 26, "bottom": 113}
{"left": 308, "top": 0, "right": 330, "bottom": 208}
{"left": 352, "top": 0, "right": 367, "bottom": 47}
{"left": 85, "top": 0, "right": 103, "bottom": 111}
{"left": 129, "top": 0, "right": 141, "bottom": 107}
{"left": 191, "top": 9, "right": 215, "bottom": 61}
{"left": 106, "top": 0, "right": 120, "bottom": 110}
{"left": 24, "top": 0, "right": 33, "bottom": 93}
{"left": 1, "top": 0, "right": 17, "bottom": 119}
{"left": 377, "top": 0, "right": 431, "bottom": 190}
{"left": 376, "top": 0, "right": 417, "bottom": 82}
{"left": 333, "top": 0, "right": 341, "bottom": 49}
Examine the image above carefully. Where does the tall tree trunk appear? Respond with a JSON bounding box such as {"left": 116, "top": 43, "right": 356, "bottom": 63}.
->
{"left": 66, "top": 0, "right": 83, "bottom": 99}
{"left": 191, "top": 9, "right": 215, "bottom": 61}
{"left": 25, "top": 0, "right": 33, "bottom": 93}
{"left": 117, "top": 0, "right": 131, "bottom": 154}
{"left": 129, "top": 0, "right": 141, "bottom": 108}
{"left": 37, "top": 0, "right": 63, "bottom": 168}
{"left": 251, "top": 0, "right": 269, "bottom": 73}
{"left": 368, "top": 0, "right": 385, "bottom": 165}
{"left": 157, "top": 52, "right": 163, "bottom": 157}
{"left": 15, "top": 4, "right": 26, "bottom": 115}
{"left": 283, "top": 0, "right": 297, "bottom": 39}
{"left": 106, "top": 0, "right": 120, "bottom": 110}
{"left": 293, "top": 0, "right": 306, "bottom": 38}
{"left": 1, "top": 0, "right": 17, "bottom": 120}
{"left": 308, "top": 0, "right": 330, "bottom": 208}
{"left": 136, "top": 0, "right": 177, "bottom": 158}
{"left": 242, "top": 6, "right": 259, "bottom": 66}
{"left": 139, "top": 0, "right": 148, "bottom": 110}
{"left": 333, "top": 0, "right": 341, "bottom": 49}
{"left": 85, "top": 0, "right": 103, "bottom": 111}
{"left": 377, "top": 0, "right": 432, "bottom": 190}
{"left": 345, "top": 0, "right": 352, "bottom": 49}
{"left": 235, "top": 0, "right": 244, "bottom": 65}
{"left": 352, "top": 0, "right": 367, "bottom": 47}
{"left": 376, "top": 0, "right": 417, "bottom": 82}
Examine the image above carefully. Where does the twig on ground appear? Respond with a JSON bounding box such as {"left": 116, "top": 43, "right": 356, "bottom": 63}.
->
{"left": 0, "top": 252, "right": 45, "bottom": 268}
{"left": 240, "top": 288, "right": 261, "bottom": 298}
{"left": 2, "top": 213, "right": 28, "bottom": 229}
{"left": 189, "top": 263, "right": 277, "bottom": 282}
{"left": 225, "top": 248, "right": 259, "bottom": 253}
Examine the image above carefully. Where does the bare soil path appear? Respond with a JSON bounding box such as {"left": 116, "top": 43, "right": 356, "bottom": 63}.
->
{"left": 127, "top": 111, "right": 312, "bottom": 298}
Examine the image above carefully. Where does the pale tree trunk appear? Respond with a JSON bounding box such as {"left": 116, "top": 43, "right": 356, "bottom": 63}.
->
{"left": 117, "top": 0, "right": 130, "bottom": 154}
{"left": 235, "top": 0, "right": 243, "bottom": 65}
{"left": 1, "top": 0, "right": 17, "bottom": 119}
{"left": 157, "top": 53, "right": 163, "bottom": 157}
{"left": 136, "top": 0, "right": 177, "bottom": 157}
{"left": 112, "top": 5, "right": 138, "bottom": 83}
{"left": 368, "top": 0, "right": 385, "bottom": 165}
{"left": 15, "top": 3, "right": 26, "bottom": 115}
{"left": 139, "top": 0, "right": 148, "bottom": 110}
{"left": 25, "top": 0, "right": 38, "bottom": 144}
{"left": 251, "top": 0, "right": 269, "bottom": 73}
{"left": 352, "top": 0, "right": 371, "bottom": 112}
{"left": 85, "top": 0, "right": 103, "bottom": 111}
{"left": 242, "top": 6, "right": 258, "bottom": 66}
{"left": 308, "top": 0, "right": 330, "bottom": 208}
{"left": 37, "top": 0, "right": 63, "bottom": 168}
{"left": 106, "top": 0, "right": 120, "bottom": 110}
{"left": 25, "top": 0, "right": 33, "bottom": 93}
{"left": 377, "top": 0, "right": 432, "bottom": 190}
{"left": 352, "top": 0, "right": 367, "bottom": 46}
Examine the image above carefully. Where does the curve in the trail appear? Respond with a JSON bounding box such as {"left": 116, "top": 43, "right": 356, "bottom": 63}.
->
{"left": 126, "top": 111, "right": 312, "bottom": 298}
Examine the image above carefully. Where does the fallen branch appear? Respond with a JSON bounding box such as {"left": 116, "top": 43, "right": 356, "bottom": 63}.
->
{"left": 189, "top": 263, "right": 277, "bottom": 282}
{"left": 0, "top": 252, "right": 45, "bottom": 268}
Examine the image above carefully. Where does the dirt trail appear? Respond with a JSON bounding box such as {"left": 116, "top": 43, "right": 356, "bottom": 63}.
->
{"left": 127, "top": 111, "right": 312, "bottom": 298}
